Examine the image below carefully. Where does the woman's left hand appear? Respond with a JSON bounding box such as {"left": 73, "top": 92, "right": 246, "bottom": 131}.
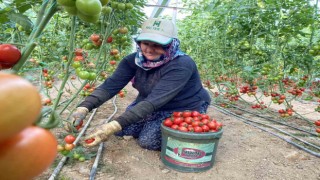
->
{"left": 83, "top": 121, "right": 122, "bottom": 147}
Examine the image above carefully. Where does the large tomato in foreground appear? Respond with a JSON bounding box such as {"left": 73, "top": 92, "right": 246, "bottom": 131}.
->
{"left": 0, "top": 44, "right": 21, "bottom": 69}
{"left": 0, "top": 73, "right": 42, "bottom": 142}
{"left": 0, "top": 126, "right": 58, "bottom": 180}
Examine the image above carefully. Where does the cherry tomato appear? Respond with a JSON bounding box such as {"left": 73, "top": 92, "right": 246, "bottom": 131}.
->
{"left": 314, "top": 120, "right": 320, "bottom": 126}
{"left": 182, "top": 111, "right": 191, "bottom": 118}
{"left": 90, "top": 33, "right": 100, "bottom": 42}
{"left": 163, "top": 118, "right": 173, "bottom": 127}
{"left": 0, "top": 44, "right": 21, "bottom": 69}
{"left": 64, "top": 134, "right": 76, "bottom": 144}
{"left": 64, "top": 143, "right": 75, "bottom": 150}
{"left": 191, "top": 111, "right": 200, "bottom": 117}
{"left": 85, "top": 138, "right": 95, "bottom": 144}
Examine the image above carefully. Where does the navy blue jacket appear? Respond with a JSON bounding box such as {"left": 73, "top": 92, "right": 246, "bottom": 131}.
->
{"left": 80, "top": 52, "right": 211, "bottom": 127}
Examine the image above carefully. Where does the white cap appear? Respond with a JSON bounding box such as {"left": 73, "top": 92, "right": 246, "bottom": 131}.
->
{"left": 136, "top": 18, "right": 177, "bottom": 45}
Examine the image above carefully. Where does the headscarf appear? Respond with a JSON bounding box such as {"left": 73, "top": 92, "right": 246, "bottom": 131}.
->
{"left": 134, "top": 38, "right": 185, "bottom": 71}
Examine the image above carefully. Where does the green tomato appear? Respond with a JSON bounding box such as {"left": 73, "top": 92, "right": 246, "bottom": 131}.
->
{"left": 111, "top": 2, "right": 118, "bottom": 9}
{"left": 125, "top": 3, "right": 134, "bottom": 9}
{"left": 64, "top": 6, "right": 77, "bottom": 15}
{"left": 117, "top": 3, "right": 126, "bottom": 11}
{"left": 78, "top": 71, "right": 90, "bottom": 80}
{"left": 76, "top": 0, "right": 102, "bottom": 16}
{"left": 73, "top": 153, "right": 81, "bottom": 159}
{"left": 100, "top": 0, "right": 109, "bottom": 6}
{"left": 72, "top": 61, "right": 82, "bottom": 68}
{"left": 79, "top": 156, "right": 86, "bottom": 162}
{"left": 57, "top": 0, "right": 76, "bottom": 7}
{"left": 88, "top": 72, "right": 97, "bottom": 80}
{"left": 84, "top": 43, "right": 94, "bottom": 50}
{"left": 101, "top": 6, "right": 112, "bottom": 14}
{"left": 77, "top": 11, "right": 100, "bottom": 23}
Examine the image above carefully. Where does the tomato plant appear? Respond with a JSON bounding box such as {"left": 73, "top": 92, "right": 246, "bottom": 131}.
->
{"left": 0, "top": 126, "right": 57, "bottom": 180}
{"left": 0, "top": 73, "right": 42, "bottom": 142}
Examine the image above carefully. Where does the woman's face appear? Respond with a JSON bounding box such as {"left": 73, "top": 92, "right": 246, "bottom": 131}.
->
{"left": 140, "top": 41, "right": 166, "bottom": 60}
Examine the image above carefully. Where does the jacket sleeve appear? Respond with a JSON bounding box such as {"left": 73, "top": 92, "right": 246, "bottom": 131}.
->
{"left": 79, "top": 54, "right": 137, "bottom": 111}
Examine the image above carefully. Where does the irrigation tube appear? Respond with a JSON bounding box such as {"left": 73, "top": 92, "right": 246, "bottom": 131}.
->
{"left": 89, "top": 96, "right": 118, "bottom": 180}
{"left": 210, "top": 104, "right": 320, "bottom": 158}
{"left": 48, "top": 108, "right": 98, "bottom": 180}
{"left": 227, "top": 103, "right": 318, "bottom": 137}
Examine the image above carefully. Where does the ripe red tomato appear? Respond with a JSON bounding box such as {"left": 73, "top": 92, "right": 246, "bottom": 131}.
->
{"left": 85, "top": 138, "right": 95, "bottom": 144}
{"left": 173, "top": 117, "right": 183, "bottom": 125}
{"left": 170, "top": 124, "right": 179, "bottom": 130}
{"left": 194, "top": 126, "right": 203, "bottom": 133}
{"left": 0, "top": 126, "right": 57, "bottom": 180}
{"left": 0, "top": 44, "right": 21, "bottom": 69}
{"left": 173, "top": 111, "right": 182, "bottom": 117}
{"left": 187, "top": 126, "right": 194, "bottom": 132}
{"left": 109, "top": 60, "right": 117, "bottom": 65}
{"left": 191, "top": 111, "right": 200, "bottom": 117}
{"left": 314, "top": 120, "right": 320, "bottom": 126}
{"left": 178, "top": 126, "right": 188, "bottom": 132}
{"left": 0, "top": 73, "right": 42, "bottom": 142}
{"left": 90, "top": 33, "right": 100, "bottom": 42}
{"left": 163, "top": 118, "right": 173, "bottom": 127}
{"left": 182, "top": 111, "right": 191, "bottom": 118}
{"left": 74, "top": 55, "right": 84, "bottom": 61}
{"left": 201, "top": 114, "right": 209, "bottom": 119}
{"left": 184, "top": 117, "right": 193, "bottom": 124}
{"left": 201, "top": 118, "right": 209, "bottom": 125}
{"left": 316, "top": 128, "right": 320, "bottom": 133}
{"left": 106, "top": 36, "right": 113, "bottom": 43}
{"left": 179, "top": 122, "right": 188, "bottom": 127}
{"left": 207, "top": 121, "right": 217, "bottom": 130}
{"left": 192, "top": 121, "right": 200, "bottom": 127}
{"left": 202, "top": 125, "right": 210, "bottom": 132}
{"left": 64, "top": 135, "right": 76, "bottom": 144}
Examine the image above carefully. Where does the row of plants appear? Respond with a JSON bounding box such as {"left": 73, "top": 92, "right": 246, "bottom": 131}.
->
{"left": 178, "top": 0, "right": 320, "bottom": 133}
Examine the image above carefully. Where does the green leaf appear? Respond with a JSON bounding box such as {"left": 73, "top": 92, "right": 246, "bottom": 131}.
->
{"left": 15, "top": 0, "right": 32, "bottom": 13}
{"left": 8, "top": 12, "right": 33, "bottom": 31}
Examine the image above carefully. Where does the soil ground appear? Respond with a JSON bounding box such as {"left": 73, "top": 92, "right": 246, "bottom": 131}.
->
{"left": 36, "top": 84, "right": 320, "bottom": 180}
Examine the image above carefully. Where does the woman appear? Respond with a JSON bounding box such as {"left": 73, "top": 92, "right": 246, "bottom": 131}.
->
{"left": 68, "top": 18, "right": 211, "bottom": 150}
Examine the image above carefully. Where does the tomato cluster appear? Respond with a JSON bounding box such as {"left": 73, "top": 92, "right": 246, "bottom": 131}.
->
{"left": 0, "top": 44, "right": 21, "bottom": 69}
{"left": 0, "top": 73, "right": 57, "bottom": 180}
{"left": 278, "top": 108, "right": 294, "bottom": 117}
{"left": 240, "top": 85, "right": 258, "bottom": 96}
{"left": 271, "top": 93, "right": 286, "bottom": 104}
{"left": 57, "top": 134, "right": 87, "bottom": 161}
{"left": 314, "top": 120, "right": 320, "bottom": 134}
{"left": 163, "top": 111, "right": 223, "bottom": 133}
{"left": 80, "top": 83, "right": 96, "bottom": 97}
{"left": 71, "top": 48, "right": 98, "bottom": 81}
{"left": 42, "top": 68, "right": 55, "bottom": 89}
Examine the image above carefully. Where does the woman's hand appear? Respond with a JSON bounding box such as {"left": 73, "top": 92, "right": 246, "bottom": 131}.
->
{"left": 83, "top": 121, "right": 122, "bottom": 147}
{"left": 64, "top": 107, "right": 89, "bottom": 132}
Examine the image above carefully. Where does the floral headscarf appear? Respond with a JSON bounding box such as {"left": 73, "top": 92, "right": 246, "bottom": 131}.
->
{"left": 134, "top": 38, "right": 185, "bottom": 71}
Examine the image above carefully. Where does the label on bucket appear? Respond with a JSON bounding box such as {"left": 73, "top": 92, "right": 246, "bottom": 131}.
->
{"left": 164, "top": 137, "right": 215, "bottom": 168}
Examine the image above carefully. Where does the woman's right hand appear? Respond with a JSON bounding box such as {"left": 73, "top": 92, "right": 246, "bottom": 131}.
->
{"left": 64, "top": 107, "right": 89, "bottom": 132}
